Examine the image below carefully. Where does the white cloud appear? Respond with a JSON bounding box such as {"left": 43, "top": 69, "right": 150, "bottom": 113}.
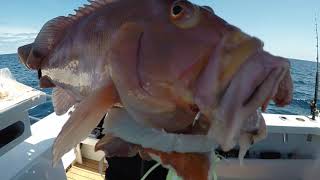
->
{"left": 0, "top": 26, "right": 38, "bottom": 34}
{"left": 0, "top": 26, "right": 38, "bottom": 54}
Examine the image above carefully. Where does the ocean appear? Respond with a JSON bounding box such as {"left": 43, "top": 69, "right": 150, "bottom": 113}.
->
{"left": 0, "top": 53, "right": 317, "bottom": 119}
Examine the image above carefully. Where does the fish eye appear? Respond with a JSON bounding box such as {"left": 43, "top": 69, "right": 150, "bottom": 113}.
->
{"left": 171, "top": 1, "right": 187, "bottom": 18}
{"left": 172, "top": 4, "right": 184, "bottom": 16}
{"left": 170, "top": 0, "right": 200, "bottom": 29}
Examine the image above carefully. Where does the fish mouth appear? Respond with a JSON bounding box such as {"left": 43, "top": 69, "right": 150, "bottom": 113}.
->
{"left": 195, "top": 30, "right": 264, "bottom": 116}
{"left": 220, "top": 52, "right": 292, "bottom": 151}
{"left": 241, "top": 52, "right": 292, "bottom": 111}
{"left": 212, "top": 54, "right": 292, "bottom": 151}
{"left": 194, "top": 30, "right": 293, "bottom": 151}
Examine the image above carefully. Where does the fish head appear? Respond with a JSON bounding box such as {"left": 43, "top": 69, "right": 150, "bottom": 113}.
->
{"left": 107, "top": 0, "right": 289, "bottom": 131}
{"left": 115, "top": 0, "right": 293, "bottom": 146}
{"left": 126, "top": 0, "right": 264, "bottom": 98}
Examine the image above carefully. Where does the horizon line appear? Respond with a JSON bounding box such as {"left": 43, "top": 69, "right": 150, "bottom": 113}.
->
{"left": 0, "top": 52, "right": 315, "bottom": 62}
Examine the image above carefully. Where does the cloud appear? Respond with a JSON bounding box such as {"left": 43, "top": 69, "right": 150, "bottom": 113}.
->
{"left": 0, "top": 27, "right": 38, "bottom": 54}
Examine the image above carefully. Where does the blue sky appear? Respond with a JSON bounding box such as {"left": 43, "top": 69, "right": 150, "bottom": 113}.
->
{"left": 0, "top": 0, "right": 319, "bottom": 61}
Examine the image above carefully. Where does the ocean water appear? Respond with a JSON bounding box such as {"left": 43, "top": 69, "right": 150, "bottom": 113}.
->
{"left": 0, "top": 53, "right": 317, "bottom": 119}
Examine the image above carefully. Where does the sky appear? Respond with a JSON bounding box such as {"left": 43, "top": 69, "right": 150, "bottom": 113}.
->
{"left": 0, "top": 0, "right": 319, "bottom": 61}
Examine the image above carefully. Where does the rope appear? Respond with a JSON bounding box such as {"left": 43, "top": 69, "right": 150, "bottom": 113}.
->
{"left": 140, "top": 162, "right": 161, "bottom": 180}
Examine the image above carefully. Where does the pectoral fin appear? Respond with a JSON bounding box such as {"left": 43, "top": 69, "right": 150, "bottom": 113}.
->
{"left": 52, "top": 87, "right": 77, "bottom": 115}
{"left": 52, "top": 84, "right": 119, "bottom": 166}
{"left": 17, "top": 43, "right": 33, "bottom": 67}
{"left": 95, "top": 134, "right": 140, "bottom": 157}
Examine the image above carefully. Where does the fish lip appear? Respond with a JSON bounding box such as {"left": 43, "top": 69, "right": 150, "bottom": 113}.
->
{"left": 194, "top": 33, "right": 263, "bottom": 117}
{"left": 272, "top": 60, "right": 293, "bottom": 107}
{"left": 195, "top": 50, "right": 292, "bottom": 151}
{"left": 211, "top": 53, "right": 291, "bottom": 148}
{"left": 246, "top": 52, "right": 293, "bottom": 110}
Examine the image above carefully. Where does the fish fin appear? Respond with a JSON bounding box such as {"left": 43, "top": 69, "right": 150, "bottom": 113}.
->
{"left": 70, "top": 0, "right": 117, "bottom": 20}
{"left": 95, "top": 134, "right": 115, "bottom": 152}
{"left": 17, "top": 43, "right": 33, "bottom": 66}
{"left": 238, "top": 133, "right": 252, "bottom": 166}
{"left": 67, "top": 0, "right": 120, "bottom": 23}
{"left": 26, "top": 16, "right": 73, "bottom": 69}
{"left": 52, "top": 87, "right": 77, "bottom": 115}
{"left": 71, "top": 0, "right": 112, "bottom": 19}
{"left": 26, "top": 1, "right": 117, "bottom": 69}
{"left": 95, "top": 134, "right": 139, "bottom": 157}
{"left": 52, "top": 84, "right": 119, "bottom": 166}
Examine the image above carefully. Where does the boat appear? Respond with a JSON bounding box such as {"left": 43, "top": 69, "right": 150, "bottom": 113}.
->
{"left": 0, "top": 15, "right": 319, "bottom": 180}
{"left": 0, "top": 68, "right": 106, "bottom": 180}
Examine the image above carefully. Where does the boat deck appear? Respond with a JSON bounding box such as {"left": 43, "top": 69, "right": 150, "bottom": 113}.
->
{"left": 66, "top": 158, "right": 107, "bottom": 180}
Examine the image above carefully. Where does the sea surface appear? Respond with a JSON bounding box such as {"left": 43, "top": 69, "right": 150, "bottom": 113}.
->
{"left": 0, "top": 53, "right": 317, "bottom": 119}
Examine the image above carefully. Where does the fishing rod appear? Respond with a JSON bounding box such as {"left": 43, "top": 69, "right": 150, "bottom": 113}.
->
{"left": 312, "top": 14, "right": 319, "bottom": 120}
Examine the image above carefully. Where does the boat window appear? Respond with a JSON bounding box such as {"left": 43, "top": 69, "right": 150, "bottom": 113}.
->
{"left": 0, "top": 121, "right": 24, "bottom": 148}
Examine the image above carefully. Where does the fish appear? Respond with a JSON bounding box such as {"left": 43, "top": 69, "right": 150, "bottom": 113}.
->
{"left": 17, "top": 0, "right": 293, "bottom": 179}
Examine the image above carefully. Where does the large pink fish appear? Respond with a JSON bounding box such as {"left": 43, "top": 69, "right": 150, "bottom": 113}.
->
{"left": 18, "top": 0, "right": 293, "bottom": 179}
